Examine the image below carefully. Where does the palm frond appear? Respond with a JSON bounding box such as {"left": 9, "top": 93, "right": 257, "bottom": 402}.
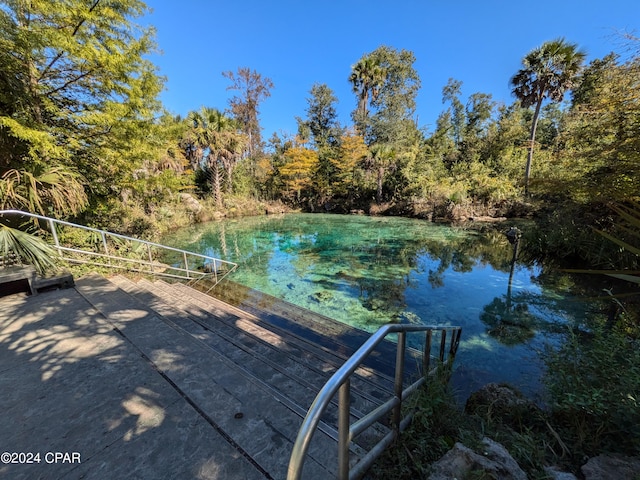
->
{"left": 611, "top": 203, "right": 640, "bottom": 227}
{"left": 0, "top": 225, "right": 59, "bottom": 275}
{"left": 605, "top": 273, "right": 640, "bottom": 285}
{"left": 0, "top": 166, "right": 87, "bottom": 217}
{"left": 593, "top": 228, "right": 640, "bottom": 256}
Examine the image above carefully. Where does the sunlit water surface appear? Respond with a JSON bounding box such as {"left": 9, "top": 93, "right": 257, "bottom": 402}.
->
{"left": 162, "top": 213, "right": 592, "bottom": 399}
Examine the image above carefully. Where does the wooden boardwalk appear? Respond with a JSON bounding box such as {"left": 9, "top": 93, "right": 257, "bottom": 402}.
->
{"left": 0, "top": 274, "right": 399, "bottom": 479}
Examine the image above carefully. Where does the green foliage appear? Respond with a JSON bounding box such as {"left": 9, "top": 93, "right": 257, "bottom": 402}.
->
{"left": 0, "top": 165, "right": 87, "bottom": 216}
{"left": 370, "top": 374, "right": 468, "bottom": 479}
{"left": 561, "top": 55, "right": 640, "bottom": 203}
{"left": 0, "top": 0, "right": 164, "bottom": 217}
{"left": 544, "top": 326, "right": 640, "bottom": 457}
{"left": 371, "top": 375, "right": 551, "bottom": 479}
{"left": 450, "top": 161, "right": 518, "bottom": 204}
{"left": 511, "top": 38, "right": 587, "bottom": 109}
{"left": 297, "top": 83, "right": 342, "bottom": 150}
{"left": 0, "top": 223, "right": 59, "bottom": 274}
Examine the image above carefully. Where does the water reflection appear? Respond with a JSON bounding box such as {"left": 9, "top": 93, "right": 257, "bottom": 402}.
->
{"left": 162, "top": 213, "right": 593, "bottom": 397}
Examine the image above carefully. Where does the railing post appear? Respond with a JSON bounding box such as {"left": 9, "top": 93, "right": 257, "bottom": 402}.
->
{"left": 286, "top": 324, "right": 462, "bottom": 480}
{"left": 451, "top": 328, "right": 462, "bottom": 356}
{"left": 183, "top": 252, "right": 190, "bottom": 279}
{"left": 447, "top": 328, "right": 462, "bottom": 369}
{"left": 439, "top": 329, "right": 447, "bottom": 362}
{"left": 448, "top": 329, "right": 456, "bottom": 361}
{"left": 101, "top": 231, "right": 111, "bottom": 265}
{"left": 338, "top": 379, "right": 351, "bottom": 480}
{"left": 423, "top": 329, "right": 432, "bottom": 377}
{"left": 147, "top": 244, "right": 154, "bottom": 273}
{"left": 48, "top": 219, "right": 62, "bottom": 256}
{"left": 393, "top": 331, "right": 406, "bottom": 434}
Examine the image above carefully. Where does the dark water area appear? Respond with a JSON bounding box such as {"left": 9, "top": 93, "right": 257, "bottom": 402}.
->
{"left": 162, "top": 213, "right": 600, "bottom": 401}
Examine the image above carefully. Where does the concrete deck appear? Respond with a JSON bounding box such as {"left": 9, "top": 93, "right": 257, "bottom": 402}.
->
{"left": 0, "top": 272, "right": 406, "bottom": 480}
{"left": 0, "top": 285, "right": 272, "bottom": 479}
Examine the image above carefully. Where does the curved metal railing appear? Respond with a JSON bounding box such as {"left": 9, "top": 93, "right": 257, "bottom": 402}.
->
{"left": 0, "top": 210, "right": 237, "bottom": 286}
{"left": 287, "top": 323, "right": 462, "bottom": 480}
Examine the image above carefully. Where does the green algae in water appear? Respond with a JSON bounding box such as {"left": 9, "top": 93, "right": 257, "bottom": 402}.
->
{"left": 162, "top": 213, "right": 593, "bottom": 398}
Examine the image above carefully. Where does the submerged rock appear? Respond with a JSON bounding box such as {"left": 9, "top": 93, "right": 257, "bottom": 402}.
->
{"left": 310, "top": 290, "right": 333, "bottom": 302}
{"left": 428, "top": 437, "right": 527, "bottom": 480}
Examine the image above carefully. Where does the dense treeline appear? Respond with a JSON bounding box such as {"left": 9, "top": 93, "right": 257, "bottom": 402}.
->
{"left": 1, "top": 1, "right": 638, "bottom": 272}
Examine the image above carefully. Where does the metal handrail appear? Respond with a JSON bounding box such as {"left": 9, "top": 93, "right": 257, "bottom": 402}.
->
{"left": 0, "top": 210, "right": 238, "bottom": 286}
{"left": 287, "top": 323, "right": 462, "bottom": 480}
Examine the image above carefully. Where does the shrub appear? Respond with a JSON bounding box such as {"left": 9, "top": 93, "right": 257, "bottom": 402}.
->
{"left": 544, "top": 326, "right": 640, "bottom": 458}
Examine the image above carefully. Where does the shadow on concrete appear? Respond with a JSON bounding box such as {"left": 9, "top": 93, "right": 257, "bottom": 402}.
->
{"left": 0, "top": 286, "right": 265, "bottom": 480}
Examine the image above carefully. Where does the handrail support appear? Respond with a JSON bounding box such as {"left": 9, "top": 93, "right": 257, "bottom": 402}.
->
{"left": 338, "top": 379, "right": 351, "bottom": 480}
{"left": 287, "top": 324, "right": 462, "bottom": 480}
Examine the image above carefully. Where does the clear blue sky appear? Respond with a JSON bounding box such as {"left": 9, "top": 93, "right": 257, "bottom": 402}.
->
{"left": 144, "top": 0, "right": 638, "bottom": 138}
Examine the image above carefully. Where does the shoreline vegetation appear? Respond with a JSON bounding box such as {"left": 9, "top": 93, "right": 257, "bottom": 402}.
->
{"left": 1, "top": 1, "right": 638, "bottom": 477}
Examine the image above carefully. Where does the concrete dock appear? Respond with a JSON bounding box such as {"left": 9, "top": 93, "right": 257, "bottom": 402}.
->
{"left": 0, "top": 274, "right": 398, "bottom": 479}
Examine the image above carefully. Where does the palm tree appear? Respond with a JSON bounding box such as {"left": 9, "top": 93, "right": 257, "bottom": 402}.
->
{"left": 510, "top": 38, "right": 586, "bottom": 195}
{"left": 349, "top": 55, "right": 385, "bottom": 132}
{"left": 187, "top": 108, "right": 246, "bottom": 207}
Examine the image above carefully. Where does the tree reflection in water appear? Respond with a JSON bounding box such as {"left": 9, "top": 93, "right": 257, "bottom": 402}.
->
{"left": 161, "top": 214, "right": 596, "bottom": 396}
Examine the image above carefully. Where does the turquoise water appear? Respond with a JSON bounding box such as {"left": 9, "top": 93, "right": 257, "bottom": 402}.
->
{"left": 162, "top": 213, "right": 592, "bottom": 398}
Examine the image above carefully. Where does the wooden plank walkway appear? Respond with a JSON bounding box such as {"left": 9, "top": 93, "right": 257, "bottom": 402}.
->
{"left": 0, "top": 273, "right": 397, "bottom": 479}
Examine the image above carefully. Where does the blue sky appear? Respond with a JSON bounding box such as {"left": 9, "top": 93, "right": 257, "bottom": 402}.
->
{"left": 144, "top": 1, "right": 638, "bottom": 139}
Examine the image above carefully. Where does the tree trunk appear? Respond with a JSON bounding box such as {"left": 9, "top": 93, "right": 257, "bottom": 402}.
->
{"left": 211, "top": 162, "right": 223, "bottom": 208}
{"left": 525, "top": 98, "right": 543, "bottom": 196}
{"left": 225, "top": 162, "right": 234, "bottom": 193}
{"left": 359, "top": 91, "right": 368, "bottom": 119}
{"left": 376, "top": 166, "right": 384, "bottom": 203}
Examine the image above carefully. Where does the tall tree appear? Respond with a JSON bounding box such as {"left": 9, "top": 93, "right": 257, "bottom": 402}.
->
{"left": 187, "top": 107, "right": 246, "bottom": 207}
{"left": 296, "top": 83, "right": 343, "bottom": 200}
{"left": 368, "top": 45, "right": 421, "bottom": 146}
{"left": 462, "top": 92, "right": 496, "bottom": 161}
{"left": 510, "top": 38, "right": 586, "bottom": 195}
{"left": 349, "top": 54, "right": 385, "bottom": 134}
{"left": 442, "top": 78, "right": 465, "bottom": 147}
{"left": 465, "top": 93, "right": 495, "bottom": 140}
{"left": 0, "top": 0, "right": 163, "bottom": 216}
{"left": 296, "top": 83, "right": 342, "bottom": 150}
{"left": 222, "top": 67, "right": 273, "bottom": 157}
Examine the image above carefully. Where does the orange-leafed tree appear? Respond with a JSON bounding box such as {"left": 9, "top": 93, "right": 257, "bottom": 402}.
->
{"left": 280, "top": 146, "right": 318, "bottom": 202}
{"left": 331, "top": 129, "right": 368, "bottom": 197}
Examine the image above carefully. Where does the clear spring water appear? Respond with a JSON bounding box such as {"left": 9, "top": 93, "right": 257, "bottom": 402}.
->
{"left": 162, "top": 213, "right": 593, "bottom": 399}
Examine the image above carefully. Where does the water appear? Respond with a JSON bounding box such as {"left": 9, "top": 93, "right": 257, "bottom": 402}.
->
{"left": 162, "top": 213, "right": 594, "bottom": 400}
